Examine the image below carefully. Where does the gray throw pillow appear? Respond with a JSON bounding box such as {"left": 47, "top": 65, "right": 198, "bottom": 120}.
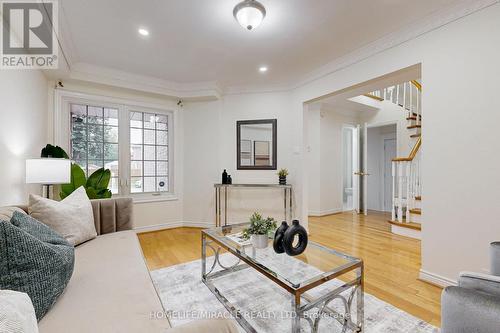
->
{"left": 0, "top": 211, "right": 75, "bottom": 320}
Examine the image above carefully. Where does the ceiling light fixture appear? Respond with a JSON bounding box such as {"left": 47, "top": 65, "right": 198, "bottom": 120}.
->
{"left": 233, "top": 0, "right": 266, "bottom": 31}
{"left": 138, "top": 28, "right": 149, "bottom": 36}
{"left": 259, "top": 66, "right": 268, "bottom": 73}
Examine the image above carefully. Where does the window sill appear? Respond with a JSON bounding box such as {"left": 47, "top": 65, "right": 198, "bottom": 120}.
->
{"left": 114, "top": 194, "right": 179, "bottom": 204}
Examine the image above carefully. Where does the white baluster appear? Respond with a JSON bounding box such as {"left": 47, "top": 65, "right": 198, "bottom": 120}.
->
{"left": 397, "top": 162, "right": 404, "bottom": 223}
{"left": 392, "top": 161, "right": 396, "bottom": 221}
{"left": 405, "top": 162, "right": 411, "bottom": 222}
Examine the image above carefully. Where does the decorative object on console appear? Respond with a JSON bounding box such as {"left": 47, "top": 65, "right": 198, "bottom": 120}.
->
{"left": 0, "top": 211, "right": 75, "bottom": 320}
{"left": 222, "top": 169, "right": 228, "bottom": 184}
{"left": 273, "top": 221, "right": 289, "bottom": 254}
{"left": 25, "top": 158, "right": 71, "bottom": 199}
{"left": 282, "top": 220, "right": 308, "bottom": 256}
{"left": 243, "top": 212, "right": 277, "bottom": 249}
{"left": 277, "top": 168, "right": 289, "bottom": 185}
{"left": 29, "top": 186, "right": 97, "bottom": 246}
{"left": 227, "top": 175, "right": 232, "bottom": 184}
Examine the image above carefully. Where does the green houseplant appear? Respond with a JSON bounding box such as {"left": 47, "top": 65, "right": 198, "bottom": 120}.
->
{"left": 277, "top": 168, "right": 289, "bottom": 185}
{"left": 59, "top": 164, "right": 112, "bottom": 200}
{"left": 39, "top": 145, "right": 113, "bottom": 200}
{"left": 243, "top": 212, "right": 277, "bottom": 249}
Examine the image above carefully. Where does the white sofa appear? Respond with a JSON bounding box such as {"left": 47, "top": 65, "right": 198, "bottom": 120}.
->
{"left": 0, "top": 199, "right": 237, "bottom": 333}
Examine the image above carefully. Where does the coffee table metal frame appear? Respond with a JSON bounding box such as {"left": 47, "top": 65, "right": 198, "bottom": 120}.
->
{"left": 201, "top": 224, "right": 364, "bottom": 333}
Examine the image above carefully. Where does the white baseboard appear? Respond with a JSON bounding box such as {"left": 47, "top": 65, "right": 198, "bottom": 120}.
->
{"left": 419, "top": 269, "right": 457, "bottom": 287}
{"left": 133, "top": 221, "right": 184, "bottom": 233}
{"left": 134, "top": 221, "right": 213, "bottom": 233}
{"left": 309, "top": 208, "right": 342, "bottom": 217}
{"left": 182, "top": 221, "right": 213, "bottom": 228}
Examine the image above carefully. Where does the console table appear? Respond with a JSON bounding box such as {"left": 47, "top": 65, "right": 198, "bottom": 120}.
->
{"left": 214, "top": 184, "right": 293, "bottom": 227}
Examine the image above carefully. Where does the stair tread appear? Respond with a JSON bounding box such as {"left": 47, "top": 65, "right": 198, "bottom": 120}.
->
{"left": 410, "top": 208, "right": 421, "bottom": 215}
{"left": 407, "top": 125, "right": 421, "bottom": 129}
{"left": 415, "top": 196, "right": 422, "bottom": 201}
{"left": 410, "top": 133, "right": 421, "bottom": 138}
{"left": 388, "top": 220, "right": 422, "bottom": 231}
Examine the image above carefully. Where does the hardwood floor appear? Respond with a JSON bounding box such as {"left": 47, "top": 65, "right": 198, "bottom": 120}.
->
{"left": 138, "top": 210, "right": 442, "bottom": 327}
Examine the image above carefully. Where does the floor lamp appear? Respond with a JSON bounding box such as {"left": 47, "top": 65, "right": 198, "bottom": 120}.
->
{"left": 26, "top": 158, "right": 71, "bottom": 199}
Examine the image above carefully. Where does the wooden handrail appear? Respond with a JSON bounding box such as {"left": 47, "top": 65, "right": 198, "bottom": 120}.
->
{"left": 364, "top": 93, "right": 384, "bottom": 101}
{"left": 392, "top": 137, "right": 421, "bottom": 162}
{"left": 410, "top": 80, "right": 422, "bottom": 91}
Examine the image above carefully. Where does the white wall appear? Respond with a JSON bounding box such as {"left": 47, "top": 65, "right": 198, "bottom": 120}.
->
{"left": 295, "top": 3, "right": 500, "bottom": 283}
{"left": 0, "top": 71, "right": 48, "bottom": 206}
{"left": 183, "top": 91, "right": 300, "bottom": 226}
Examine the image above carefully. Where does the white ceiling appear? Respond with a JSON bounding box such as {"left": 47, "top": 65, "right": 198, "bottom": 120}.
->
{"left": 59, "top": 0, "right": 461, "bottom": 89}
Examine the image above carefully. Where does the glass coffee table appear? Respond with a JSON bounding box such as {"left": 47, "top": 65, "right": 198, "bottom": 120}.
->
{"left": 201, "top": 223, "right": 364, "bottom": 333}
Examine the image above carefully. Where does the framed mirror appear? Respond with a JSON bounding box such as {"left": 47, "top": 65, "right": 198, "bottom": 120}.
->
{"left": 237, "top": 119, "right": 277, "bottom": 170}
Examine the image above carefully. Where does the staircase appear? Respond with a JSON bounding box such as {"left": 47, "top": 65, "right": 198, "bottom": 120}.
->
{"left": 367, "top": 81, "right": 423, "bottom": 238}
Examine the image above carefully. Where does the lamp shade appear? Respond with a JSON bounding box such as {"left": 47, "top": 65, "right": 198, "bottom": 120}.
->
{"left": 26, "top": 159, "right": 71, "bottom": 184}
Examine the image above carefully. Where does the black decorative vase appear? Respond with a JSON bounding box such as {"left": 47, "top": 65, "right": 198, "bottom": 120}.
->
{"left": 273, "top": 221, "right": 289, "bottom": 254}
{"left": 279, "top": 176, "right": 287, "bottom": 185}
{"left": 283, "top": 220, "right": 308, "bottom": 256}
{"left": 222, "top": 169, "right": 228, "bottom": 184}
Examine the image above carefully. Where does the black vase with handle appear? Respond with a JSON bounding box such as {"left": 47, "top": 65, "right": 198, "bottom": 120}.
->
{"left": 283, "top": 220, "right": 308, "bottom": 256}
{"left": 273, "top": 221, "right": 289, "bottom": 254}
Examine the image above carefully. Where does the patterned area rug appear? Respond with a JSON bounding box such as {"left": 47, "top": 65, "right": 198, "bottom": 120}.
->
{"left": 151, "top": 253, "right": 439, "bottom": 333}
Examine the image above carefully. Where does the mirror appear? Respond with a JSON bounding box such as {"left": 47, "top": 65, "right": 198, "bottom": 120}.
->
{"left": 237, "top": 119, "right": 277, "bottom": 170}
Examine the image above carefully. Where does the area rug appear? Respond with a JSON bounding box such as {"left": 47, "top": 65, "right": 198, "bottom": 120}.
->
{"left": 150, "top": 252, "right": 438, "bottom": 332}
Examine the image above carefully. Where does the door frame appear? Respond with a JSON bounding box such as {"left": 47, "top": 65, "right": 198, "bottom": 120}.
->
{"left": 340, "top": 124, "right": 357, "bottom": 212}
{"left": 366, "top": 120, "right": 398, "bottom": 213}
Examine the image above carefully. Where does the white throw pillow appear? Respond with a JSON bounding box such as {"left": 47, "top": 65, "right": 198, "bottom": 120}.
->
{"left": 0, "top": 290, "right": 39, "bottom": 333}
{"left": 29, "top": 186, "right": 97, "bottom": 246}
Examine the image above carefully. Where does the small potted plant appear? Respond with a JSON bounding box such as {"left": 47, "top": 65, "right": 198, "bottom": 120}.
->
{"left": 277, "top": 168, "right": 289, "bottom": 185}
{"left": 243, "top": 212, "right": 277, "bottom": 249}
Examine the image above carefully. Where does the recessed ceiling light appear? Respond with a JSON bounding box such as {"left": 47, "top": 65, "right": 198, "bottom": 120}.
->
{"left": 259, "top": 66, "right": 268, "bottom": 73}
{"left": 138, "top": 28, "right": 149, "bottom": 36}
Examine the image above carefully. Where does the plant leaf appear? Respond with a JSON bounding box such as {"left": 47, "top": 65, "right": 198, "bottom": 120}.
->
{"left": 41, "top": 144, "right": 69, "bottom": 159}
{"left": 86, "top": 168, "right": 111, "bottom": 191}
{"left": 60, "top": 163, "right": 86, "bottom": 198}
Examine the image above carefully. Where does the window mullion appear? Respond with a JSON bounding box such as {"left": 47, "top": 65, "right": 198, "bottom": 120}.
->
{"left": 119, "top": 106, "right": 130, "bottom": 195}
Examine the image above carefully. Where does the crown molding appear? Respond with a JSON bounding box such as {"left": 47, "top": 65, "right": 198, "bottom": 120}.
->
{"left": 53, "top": 0, "right": 499, "bottom": 98}
{"left": 68, "top": 63, "right": 222, "bottom": 101}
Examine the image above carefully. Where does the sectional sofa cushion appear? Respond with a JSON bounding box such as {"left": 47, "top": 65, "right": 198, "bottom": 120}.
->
{"left": 0, "top": 290, "right": 39, "bottom": 333}
{"left": 0, "top": 212, "right": 75, "bottom": 320}
{"left": 0, "top": 206, "right": 27, "bottom": 221}
{"left": 29, "top": 186, "right": 97, "bottom": 246}
{"left": 38, "top": 231, "right": 170, "bottom": 333}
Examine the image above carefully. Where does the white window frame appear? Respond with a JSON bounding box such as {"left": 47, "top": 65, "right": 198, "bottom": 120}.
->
{"left": 54, "top": 89, "right": 177, "bottom": 203}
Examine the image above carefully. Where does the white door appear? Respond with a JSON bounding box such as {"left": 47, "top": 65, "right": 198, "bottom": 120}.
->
{"left": 353, "top": 126, "right": 360, "bottom": 213}
{"left": 354, "top": 123, "right": 369, "bottom": 215}
{"left": 384, "top": 138, "right": 397, "bottom": 212}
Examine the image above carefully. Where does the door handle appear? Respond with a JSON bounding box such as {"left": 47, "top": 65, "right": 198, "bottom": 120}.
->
{"left": 354, "top": 172, "right": 371, "bottom": 176}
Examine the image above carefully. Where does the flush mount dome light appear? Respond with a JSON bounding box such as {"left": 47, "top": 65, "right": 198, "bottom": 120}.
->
{"left": 233, "top": 0, "right": 266, "bottom": 30}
